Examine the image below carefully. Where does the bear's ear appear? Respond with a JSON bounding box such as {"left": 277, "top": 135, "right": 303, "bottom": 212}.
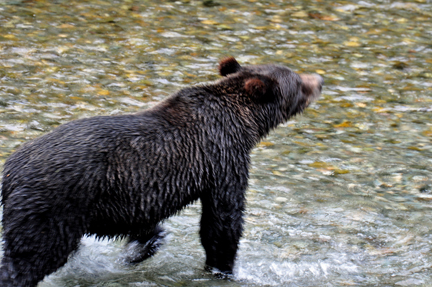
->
{"left": 244, "top": 78, "right": 267, "bottom": 98}
{"left": 219, "top": 57, "right": 241, "bottom": 76}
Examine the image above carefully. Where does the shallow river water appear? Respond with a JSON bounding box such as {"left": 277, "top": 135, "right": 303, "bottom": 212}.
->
{"left": 1, "top": 0, "right": 432, "bottom": 286}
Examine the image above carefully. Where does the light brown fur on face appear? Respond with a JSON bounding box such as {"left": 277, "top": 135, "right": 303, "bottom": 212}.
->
{"left": 300, "top": 74, "right": 323, "bottom": 106}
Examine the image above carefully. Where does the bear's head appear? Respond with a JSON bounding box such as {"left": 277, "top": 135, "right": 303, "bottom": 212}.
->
{"left": 218, "top": 57, "right": 323, "bottom": 134}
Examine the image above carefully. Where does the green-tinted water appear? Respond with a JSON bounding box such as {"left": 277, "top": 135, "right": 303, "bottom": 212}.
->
{"left": 1, "top": 0, "right": 432, "bottom": 286}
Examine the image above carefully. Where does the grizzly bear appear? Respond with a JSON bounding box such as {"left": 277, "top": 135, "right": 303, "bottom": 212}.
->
{"left": 0, "top": 57, "right": 322, "bottom": 286}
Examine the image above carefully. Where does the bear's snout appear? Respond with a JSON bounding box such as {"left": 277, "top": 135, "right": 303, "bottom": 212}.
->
{"left": 315, "top": 74, "right": 324, "bottom": 92}
{"left": 300, "top": 73, "right": 323, "bottom": 102}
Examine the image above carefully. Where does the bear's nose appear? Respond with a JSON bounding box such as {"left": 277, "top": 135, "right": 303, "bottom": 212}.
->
{"left": 315, "top": 74, "right": 324, "bottom": 92}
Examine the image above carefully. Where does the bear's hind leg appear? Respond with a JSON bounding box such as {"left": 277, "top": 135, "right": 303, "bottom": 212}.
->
{"left": 0, "top": 220, "right": 82, "bottom": 287}
{"left": 123, "top": 225, "right": 166, "bottom": 264}
{"left": 0, "top": 196, "right": 83, "bottom": 287}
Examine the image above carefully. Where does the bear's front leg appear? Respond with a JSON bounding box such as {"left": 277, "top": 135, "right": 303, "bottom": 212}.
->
{"left": 199, "top": 187, "right": 246, "bottom": 276}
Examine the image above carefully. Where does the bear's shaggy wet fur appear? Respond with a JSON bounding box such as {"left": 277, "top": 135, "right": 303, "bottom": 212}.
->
{"left": 0, "top": 57, "right": 322, "bottom": 286}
